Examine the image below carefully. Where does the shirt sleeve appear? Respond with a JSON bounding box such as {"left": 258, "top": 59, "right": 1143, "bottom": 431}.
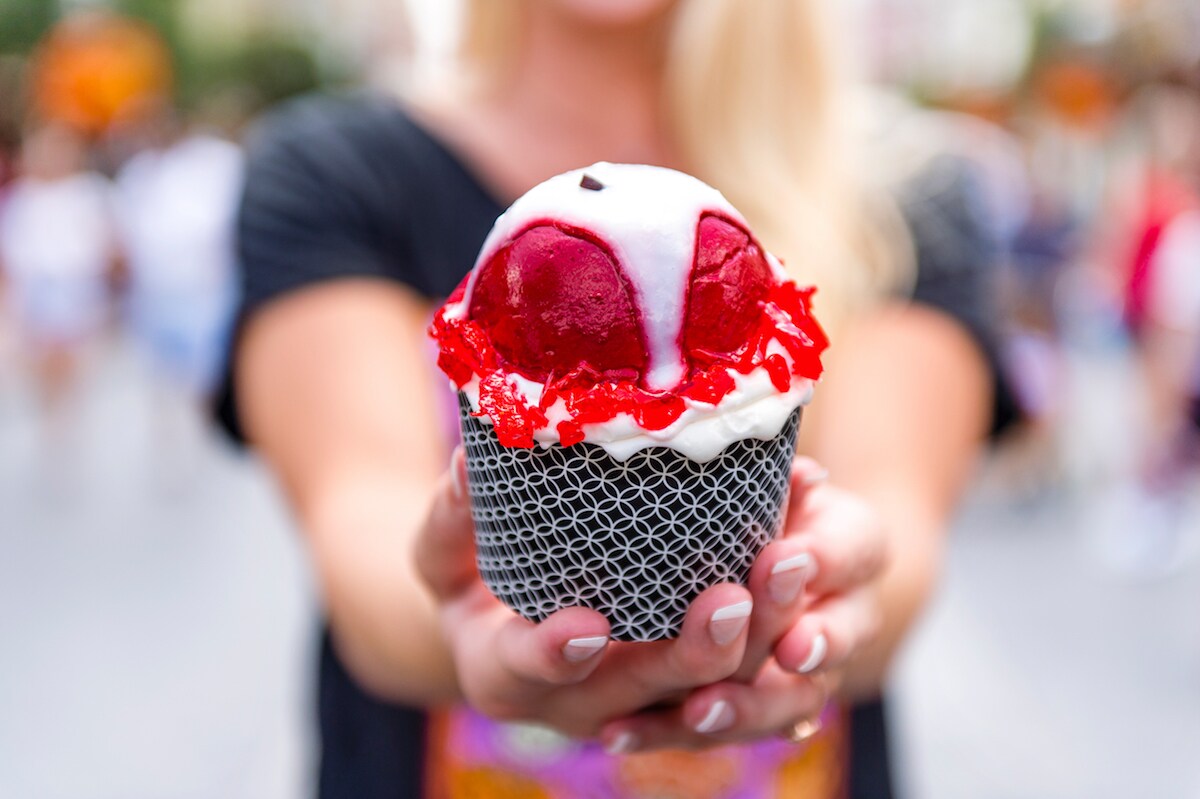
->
{"left": 235, "top": 97, "right": 398, "bottom": 315}
{"left": 899, "top": 154, "right": 1022, "bottom": 437}
{"left": 214, "top": 96, "right": 406, "bottom": 442}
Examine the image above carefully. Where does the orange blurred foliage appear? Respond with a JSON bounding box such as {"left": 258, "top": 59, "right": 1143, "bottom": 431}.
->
{"left": 29, "top": 11, "right": 172, "bottom": 136}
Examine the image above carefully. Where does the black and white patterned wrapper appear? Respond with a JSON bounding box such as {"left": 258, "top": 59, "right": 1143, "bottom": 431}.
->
{"left": 458, "top": 394, "right": 801, "bottom": 641}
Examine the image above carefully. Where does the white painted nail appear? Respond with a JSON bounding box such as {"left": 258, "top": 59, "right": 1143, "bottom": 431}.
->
{"left": 605, "top": 731, "right": 637, "bottom": 755}
{"left": 450, "top": 449, "right": 467, "bottom": 501}
{"left": 563, "top": 636, "right": 608, "bottom": 663}
{"left": 801, "top": 467, "right": 831, "bottom": 487}
{"left": 709, "top": 600, "right": 753, "bottom": 646}
{"left": 768, "top": 553, "right": 814, "bottom": 604}
{"left": 797, "top": 632, "right": 828, "bottom": 674}
{"left": 694, "top": 700, "right": 735, "bottom": 734}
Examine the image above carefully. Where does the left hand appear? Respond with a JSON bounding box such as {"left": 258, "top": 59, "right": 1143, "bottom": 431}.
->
{"left": 597, "top": 458, "right": 889, "bottom": 752}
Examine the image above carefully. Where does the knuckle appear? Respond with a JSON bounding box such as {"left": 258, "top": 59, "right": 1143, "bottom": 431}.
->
{"left": 845, "top": 502, "right": 888, "bottom": 584}
{"left": 530, "top": 649, "right": 571, "bottom": 682}
{"left": 682, "top": 647, "right": 740, "bottom": 686}
{"left": 788, "top": 685, "right": 824, "bottom": 719}
{"left": 862, "top": 598, "right": 884, "bottom": 645}
{"left": 468, "top": 691, "right": 524, "bottom": 722}
{"left": 865, "top": 516, "right": 890, "bottom": 573}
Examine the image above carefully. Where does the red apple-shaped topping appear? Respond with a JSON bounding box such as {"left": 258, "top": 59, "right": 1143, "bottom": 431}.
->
{"left": 468, "top": 224, "right": 648, "bottom": 382}
{"left": 684, "top": 214, "right": 774, "bottom": 361}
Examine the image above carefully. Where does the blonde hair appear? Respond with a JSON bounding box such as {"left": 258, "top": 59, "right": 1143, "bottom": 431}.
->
{"left": 458, "top": 0, "right": 911, "bottom": 334}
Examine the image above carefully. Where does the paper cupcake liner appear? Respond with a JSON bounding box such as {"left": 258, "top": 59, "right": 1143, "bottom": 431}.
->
{"left": 459, "top": 395, "right": 801, "bottom": 641}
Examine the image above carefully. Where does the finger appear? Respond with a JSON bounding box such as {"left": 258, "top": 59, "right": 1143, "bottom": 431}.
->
{"left": 600, "top": 662, "right": 829, "bottom": 752}
{"left": 473, "top": 585, "right": 754, "bottom": 737}
{"left": 774, "top": 589, "right": 881, "bottom": 675}
{"left": 733, "top": 537, "right": 817, "bottom": 682}
{"left": 776, "top": 456, "right": 829, "bottom": 527}
{"left": 792, "top": 456, "right": 830, "bottom": 488}
{"left": 727, "top": 458, "right": 828, "bottom": 682}
{"left": 606, "top": 583, "right": 753, "bottom": 700}
{"left": 413, "top": 447, "right": 477, "bottom": 600}
{"left": 495, "top": 606, "right": 614, "bottom": 687}
{"left": 782, "top": 485, "right": 888, "bottom": 596}
{"left": 453, "top": 604, "right": 612, "bottom": 721}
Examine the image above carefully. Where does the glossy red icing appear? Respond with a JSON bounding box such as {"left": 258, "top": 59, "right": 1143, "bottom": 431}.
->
{"left": 467, "top": 223, "right": 647, "bottom": 384}
{"left": 683, "top": 214, "right": 774, "bottom": 359}
{"left": 431, "top": 217, "right": 828, "bottom": 449}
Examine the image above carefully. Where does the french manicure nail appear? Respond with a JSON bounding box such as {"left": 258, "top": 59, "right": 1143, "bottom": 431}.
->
{"left": 768, "top": 553, "right": 813, "bottom": 604}
{"left": 709, "top": 600, "right": 752, "bottom": 646}
{"left": 605, "top": 731, "right": 637, "bottom": 755}
{"left": 694, "top": 700, "right": 735, "bottom": 734}
{"left": 563, "top": 636, "right": 608, "bottom": 663}
{"left": 450, "top": 450, "right": 467, "bottom": 501}
{"left": 802, "top": 467, "right": 831, "bottom": 487}
{"left": 797, "top": 632, "right": 828, "bottom": 674}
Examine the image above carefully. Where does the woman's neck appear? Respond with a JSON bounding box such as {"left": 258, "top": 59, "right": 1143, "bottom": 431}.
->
{"left": 497, "top": 7, "right": 674, "bottom": 166}
{"left": 412, "top": 6, "right": 679, "bottom": 202}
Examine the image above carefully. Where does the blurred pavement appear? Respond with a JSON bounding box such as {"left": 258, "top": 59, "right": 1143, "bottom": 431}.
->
{"left": 894, "top": 484, "right": 1200, "bottom": 799}
{"left": 0, "top": 335, "right": 316, "bottom": 799}
{"left": 1, "top": 334, "right": 1198, "bottom": 798}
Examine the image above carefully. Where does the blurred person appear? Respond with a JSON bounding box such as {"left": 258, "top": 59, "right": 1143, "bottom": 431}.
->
{"left": 1096, "top": 81, "right": 1200, "bottom": 573}
{"left": 217, "top": 2, "right": 1010, "bottom": 797}
{"left": 0, "top": 122, "right": 115, "bottom": 465}
{"left": 994, "top": 201, "right": 1078, "bottom": 499}
{"left": 113, "top": 113, "right": 242, "bottom": 482}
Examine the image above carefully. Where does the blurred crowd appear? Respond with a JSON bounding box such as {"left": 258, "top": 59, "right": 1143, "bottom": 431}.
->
{"left": 862, "top": 0, "right": 1200, "bottom": 575}
{"left": 0, "top": 1, "right": 1197, "bottom": 545}
{"left": 0, "top": 4, "right": 319, "bottom": 482}
{"left": 0, "top": 1, "right": 1197, "bottom": 797}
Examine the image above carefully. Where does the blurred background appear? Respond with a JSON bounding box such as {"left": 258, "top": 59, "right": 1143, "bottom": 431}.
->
{"left": 0, "top": 0, "right": 1197, "bottom": 797}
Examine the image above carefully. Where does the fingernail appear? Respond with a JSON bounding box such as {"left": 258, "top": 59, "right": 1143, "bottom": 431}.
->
{"left": 709, "top": 600, "right": 752, "bottom": 646}
{"left": 605, "top": 731, "right": 637, "bottom": 755}
{"left": 768, "top": 552, "right": 814, "bottom": 605}
{"left": 802, "top": 467, "right": 830, "bottom": 487}
{"left": 694, "top": 699, "right": 735, "bottom": 734}
{"left": 450, "top": 448, "right": 467, "bottom": 501}
{"left": 797, "top": 632, "right": 828, "bottom": 674}
{"left": 563, "top": 635, "right": 608, "bottom": 663}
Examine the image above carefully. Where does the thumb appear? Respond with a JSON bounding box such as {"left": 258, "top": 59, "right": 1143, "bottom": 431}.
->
{"left": 414, "top": 447, "right": 479, "bottom": 601}
{"left": 791, "top": 456, "right": 830, "bottom": 489}
{"left": 782, "top": 456, "right": 831, "bottom": 531}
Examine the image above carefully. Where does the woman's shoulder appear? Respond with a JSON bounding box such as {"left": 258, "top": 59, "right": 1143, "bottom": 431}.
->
{"left": 243, "top": 91, "right": 451, "bottom": 185}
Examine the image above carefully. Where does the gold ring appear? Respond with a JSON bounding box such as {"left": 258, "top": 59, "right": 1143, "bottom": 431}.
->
{"left": 780, "top": 717, "right": 822, "bottom": 744}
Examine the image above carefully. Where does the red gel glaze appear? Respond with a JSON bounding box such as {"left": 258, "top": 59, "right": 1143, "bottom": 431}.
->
{"left": 430, "top": 219, "right": 829, "bottom": 450}
{"left": 681, "top": 368, "right": 736, "bottom": 406}
{"left": 556, "top": 419, "right": 585, "bottom": 447}
{"left": 467, "top": 223, "right": 647, "bottom": 383}
{"left": 683, "top": 215, "right": 774, "bottom": 360}
{"left": 476, "top": 371, "right": 548, "bottom": 448}
{"left": 764, "top": 354, "right": 791, "bottom": 393}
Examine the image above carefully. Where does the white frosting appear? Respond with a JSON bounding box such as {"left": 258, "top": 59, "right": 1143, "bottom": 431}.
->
{"left": 460, "top": 361, "right": 812, "bottom": 463}
{"left": 462, "top": 163, "right": 748, "bottom": 391}
{"left": 447, "top": 162, "right": 816, "bottom": 461}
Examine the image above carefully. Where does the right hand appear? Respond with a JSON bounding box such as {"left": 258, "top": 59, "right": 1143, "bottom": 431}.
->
{"left": 414, "top": 447, "right": 760, "bottom": 740}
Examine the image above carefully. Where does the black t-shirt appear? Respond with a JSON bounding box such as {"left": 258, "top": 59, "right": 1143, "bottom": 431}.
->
{"left": 218, "top": 92, "right": 1016, "bottom": 799}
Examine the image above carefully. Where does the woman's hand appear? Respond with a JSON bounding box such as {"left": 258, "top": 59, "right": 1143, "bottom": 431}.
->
{"left": 415, "top": 448, "right": 768, "bottom": 739}
{"left": 596, "top": 459, "right": 889, "bottom": 751}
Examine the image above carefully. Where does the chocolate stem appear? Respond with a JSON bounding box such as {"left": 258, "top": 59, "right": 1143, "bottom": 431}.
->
{"left": 580, "top": 174, "right": 606, "bottom": 191}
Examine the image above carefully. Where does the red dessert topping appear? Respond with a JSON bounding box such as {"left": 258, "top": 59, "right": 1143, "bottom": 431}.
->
{"left": 684, "top": 215, "right": 774, "bottom": 360}
{"left": 430, "top": 215, "right": 828, "bottom": 449}
{"left": 467, "top": 223, "right": 647, "bottom": 384}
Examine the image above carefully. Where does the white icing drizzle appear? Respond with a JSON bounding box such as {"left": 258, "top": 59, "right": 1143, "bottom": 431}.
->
{"left": 459, "top": 362, "right": 811, "bottom": 463}
{"left": 462, "top": 163, "right": 747, "bottom": 392}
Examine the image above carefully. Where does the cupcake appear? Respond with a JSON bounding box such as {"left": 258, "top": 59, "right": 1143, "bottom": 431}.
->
{"left": 431, "top": 162, "right": 827, "bottom": 641}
